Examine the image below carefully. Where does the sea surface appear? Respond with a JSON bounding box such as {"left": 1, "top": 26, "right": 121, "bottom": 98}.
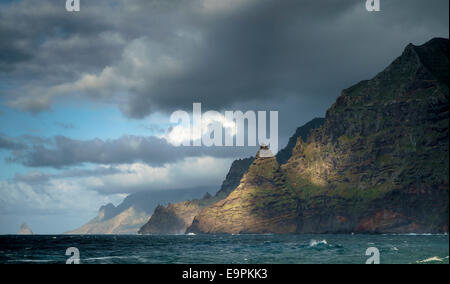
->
{"left": 0, "top": 234, "right": 448, "bottom": 264}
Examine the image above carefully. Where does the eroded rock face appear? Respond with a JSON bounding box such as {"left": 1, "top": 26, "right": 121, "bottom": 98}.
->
{"left": 140, "top": 116, "right": 328, "bottom": 235}
{"left": 138, "top": 158, "right": 255, "bottom": 234}
{"left": 138, "top": 202, "right": 202, "bottom": 235}
{"left": 186, "top": 38, "right": 449, "bottom": 235}
{"left": 188, "top": 150, "right": 299, "bottom": 234}
{"left": 287, "top": 38, "right": 449, "bottom": 234}
{"left": 139, "top": 114, "right": 327, "bottom": 235}
{"left": 276, "top": 118, "right": 325, "bottom": 165}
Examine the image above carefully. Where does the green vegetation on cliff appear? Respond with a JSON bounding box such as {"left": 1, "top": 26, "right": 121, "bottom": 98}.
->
{"left": 138, "top": 158, "right": 255, "bottom": 234}
{"left": 188, "top": 38, "right": 449, "bottom": 234}
{"left": 139, "top": 119, "right": 326, "bottom": 235}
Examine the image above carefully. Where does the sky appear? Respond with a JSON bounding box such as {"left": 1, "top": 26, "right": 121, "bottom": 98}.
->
{"left": 0, "top": 0, "right": 448, "bottom": 234}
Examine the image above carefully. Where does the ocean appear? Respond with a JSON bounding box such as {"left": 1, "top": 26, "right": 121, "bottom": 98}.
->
{"left": 0, "top": 234, "right": 448, "bottom": 264}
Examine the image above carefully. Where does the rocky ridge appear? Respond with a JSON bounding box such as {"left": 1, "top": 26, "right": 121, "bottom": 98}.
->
{"left": 188, "top": 38, "right": 449, "bottom": 234}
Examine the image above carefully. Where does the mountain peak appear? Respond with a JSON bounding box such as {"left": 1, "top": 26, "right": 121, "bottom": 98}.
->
{"left": 407, "top": 37, "right": 449, "bottom": 85}
{"left": 97, "top": 203, "right": 118, "bottom": 221}
{"left": 403, "top": 37, "right": 448, "bottom": 54}
{"left": 331, "top": 37, "right": 448, "bottom": 115}
{"left": 188, "top": 37, "right": 449, "bottom": 234}
{"left": 415, "top": 37, "right": 448, "bottom": 48}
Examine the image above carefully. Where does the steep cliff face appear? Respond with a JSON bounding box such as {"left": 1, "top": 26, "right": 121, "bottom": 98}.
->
{"left": 138, "top": 158, "right": 255, "bottom": 234}
{"left": 187, "top": 38, "right": 449, "bottom": 234}
{"left": 188, "top": 150, "right": 299, "bottom": 234}
{"left": 276, "top": 118, "right": 325, "bottom": 165}
{"left": 214, "top": 158, "right": 256, "bottom": 200}
{"left": 138, "top": 201, "right": 203, "bottom": 234}
{"left": 286, "top": 38, "right": 449, "bottom": 234}
{"left": 139, "top": 118, "right": 326, "bottom": 235}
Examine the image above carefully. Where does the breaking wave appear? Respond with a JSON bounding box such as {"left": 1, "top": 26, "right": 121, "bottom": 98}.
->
{"left": 309, "top": 239, "right": 328, "bottom": 247}
{"left": 416, "top": 256, "right": 449, "bottom": 263}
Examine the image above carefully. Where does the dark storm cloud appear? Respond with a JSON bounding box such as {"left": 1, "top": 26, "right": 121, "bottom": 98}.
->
{"left": 0, "top": 1, "right": 448, "bottom": 234}
{"left": 0, "top": 135, "right": 26, "bottom": 150}
{"left": 13, "top": 166, "right": 127, "bottom": 184}
{"left": 123, "top": 0, "right": 450, "bottom": 118}
{"left": 7, "top": 135, "right": 182, "bottom": 167}
{"left": 6, "top": 134, "right": 257, "bottom": 168}
{"left": 0, "top": 40, "right": 32, "bottom": 72}
{"left": 0, "top": 0, "right": 114, "bottom": 73}
{"left": 0, "top": 0, "right": 448, "bottom": 134}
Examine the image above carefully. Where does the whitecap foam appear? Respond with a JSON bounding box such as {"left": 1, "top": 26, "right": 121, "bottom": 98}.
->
{"left": 309, "top": 239, "right": 328, "bottom": 247}
{"left": 416, "top": 256, "right": 447, "bottom": 263}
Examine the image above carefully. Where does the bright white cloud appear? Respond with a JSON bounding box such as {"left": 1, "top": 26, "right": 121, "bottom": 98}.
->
{"left": 164, "top": 111, "right": 237, "bottom": 146}
{"left": 81, "top": 157, "right": 233, "bottom": 193}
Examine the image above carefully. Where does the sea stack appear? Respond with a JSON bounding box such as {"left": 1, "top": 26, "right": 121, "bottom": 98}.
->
{"left": 18, "top": 223, "right": 33, "bottom": 235}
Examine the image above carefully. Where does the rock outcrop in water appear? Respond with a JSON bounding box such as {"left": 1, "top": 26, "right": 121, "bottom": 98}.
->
{"left": 18, "top": 223, "right": 33, "bottom": 235}
{"left": 187, "top": 38, "right": 449, "bottom": 234}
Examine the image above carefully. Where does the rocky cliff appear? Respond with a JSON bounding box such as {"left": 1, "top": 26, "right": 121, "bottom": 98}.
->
{"left": 137, "top": 201, "right": 203, "bottom": 235}
{"left": 276, "top": 118, "right": 325, "bottom": 165}
{"left": 138, "top": 158, "right": 255, "bottom": 234}
{"left": 138, "top": 118, "right": 326, "bottom": 234}
{"left": 188, "top": 149, "right": 299, "bottom": 234}
{"left": 188, "top": 38, "right": 449, "bottom": 234}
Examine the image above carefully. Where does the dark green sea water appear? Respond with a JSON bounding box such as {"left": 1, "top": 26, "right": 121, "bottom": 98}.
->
{"left": 0, "top": 234, "right": 448, "bottom": 264}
